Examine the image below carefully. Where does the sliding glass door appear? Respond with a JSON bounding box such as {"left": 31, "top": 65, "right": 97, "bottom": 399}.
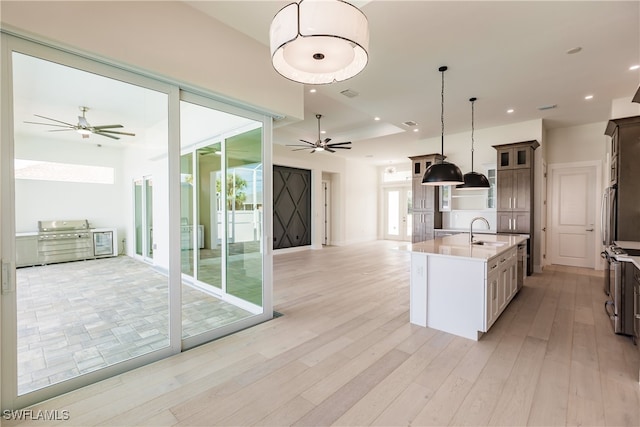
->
{"left": 1, "top": 35, "right": 272, "bottom": 411}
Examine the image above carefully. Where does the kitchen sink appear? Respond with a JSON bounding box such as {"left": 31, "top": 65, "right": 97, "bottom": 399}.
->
{"left": 471, "top": 240, "right": 507, "bottom": 247}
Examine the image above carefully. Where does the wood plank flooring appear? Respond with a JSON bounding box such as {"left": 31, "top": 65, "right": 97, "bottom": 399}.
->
{"left": 6, "top": 240, "right": 640, "bottom": 426}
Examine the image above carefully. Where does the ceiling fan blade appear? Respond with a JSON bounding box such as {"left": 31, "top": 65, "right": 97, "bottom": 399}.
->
{"left": 34, "top": 114, "right": 76, "bottom": 127}
{"left": 327, "top": 141, "right": 351, "bottom": 147}
{"left": 331, "top": 146, "right": 351, "bottom": 150}
{"left": 292, "top": 147, "right": 313, "bottom": 151}
{"left": 298, "top": 139, "right": 316, "bottom": 146}
{"left": 96, "top": 130, "right": 136, "bottom": 136}
{"left": 92, "top": 124, "right": 123, "bottom": 130}
{"left": 325, "top": 147, "right": 336, "bottom": 153}
{"left": 94, "top": 132, "right": 120, "bottom": 140}
{"left": 286, "top": 144, "right": 313, "bottom": 147}
{"left": 24, "top": 121, "right": 74, "bottom": 129}
{"left": 310, "top": 149, "right": 316, "bottom": 154}
{"left": 47, "top": 129, "right": 75, "bottom": 132}
{"left": 324, "top": 138, "right": 332, "bottom": 143}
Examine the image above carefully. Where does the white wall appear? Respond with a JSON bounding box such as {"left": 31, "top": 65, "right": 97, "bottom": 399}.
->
{"left": 273, "top": 144, "right": 378, "bottom": 248}
{"left": 546, "top": 122, "right": 608, "bottom": 165}
{"left": 14, "top": 137, "right": 127, "bottom": 233}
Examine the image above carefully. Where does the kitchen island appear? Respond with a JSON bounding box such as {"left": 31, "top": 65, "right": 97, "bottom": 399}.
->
{"left": 410, "top": 233, "right": 528, "bottom": 340}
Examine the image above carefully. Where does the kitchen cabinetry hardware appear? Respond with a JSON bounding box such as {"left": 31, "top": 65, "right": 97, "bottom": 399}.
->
{"left": 586, "top": 228, "right": 594, "bottom": 232}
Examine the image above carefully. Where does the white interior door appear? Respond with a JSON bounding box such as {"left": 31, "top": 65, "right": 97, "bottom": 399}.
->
{"left": 549, "top": 163, "right": 597, "bottom": 268}
{"left": 384, "top": 187, "right": 411, "bottom": 241}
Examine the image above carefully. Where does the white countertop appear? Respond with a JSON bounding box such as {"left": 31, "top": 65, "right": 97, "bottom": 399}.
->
{"left": 615, "top": 254, "right": 640, "bottom": 270}
{"left": 411, "top": 233, "right": 528, "bottom": 261}
{"left": 615, "top": 241, "right": 640, "bottom": 250}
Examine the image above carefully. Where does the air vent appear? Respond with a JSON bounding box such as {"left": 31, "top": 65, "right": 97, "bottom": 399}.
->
{"left": 340, "top": 89, "right": 359, "bottom": 98}
{"left": 402, "top": 120, "right": 419, "bottom": 127}
{"left": 538, "top": 104, "right": 557, "bottom": 111}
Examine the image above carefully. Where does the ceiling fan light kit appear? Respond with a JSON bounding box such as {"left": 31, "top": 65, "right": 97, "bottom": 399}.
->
{"left": 457, "top": 97, "right": 490, "bottom": 189}
{"left": 269, "top": 0, "right": 369, "bottom": 84}
{"left": 422, "top": 66, "right": 464, "bottom": 186}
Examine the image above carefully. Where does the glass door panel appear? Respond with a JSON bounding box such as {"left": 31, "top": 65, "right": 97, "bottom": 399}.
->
{"left": 179, "top": 99, "right": 263, "bottom": 340}
{"left": 134, "top": 180, "right": 143, "bottom": 256}
{"left": 226, "top": 128, "right": 263, "bottom": 308}
{"left": 384, "top": 187, "right": 411, "bottom": 241}
{"left": 10, "top": 51, "right": 170, "bottom": 399}
{"left": 180, "top": 153, "right": 194, "bottom": 277}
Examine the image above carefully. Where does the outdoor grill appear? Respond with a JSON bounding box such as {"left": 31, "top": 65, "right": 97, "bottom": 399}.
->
{"left": 37, "top": 219, "right": 93, "bottom": 264}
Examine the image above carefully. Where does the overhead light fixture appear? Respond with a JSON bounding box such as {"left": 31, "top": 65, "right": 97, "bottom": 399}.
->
{"left": 629, "top": 65, "right": 640, "bottom": 71}
{"left": 422, "top": 66, "right": 464, "bottom": 186}
{"left": 269, "top": 0, "right": 369, "bottom": 85}
{"left": 457, "top": 97, "right": 490, "bottom": 190}
{"left": 507, "top": 109, "right": 514, "bottom": 114}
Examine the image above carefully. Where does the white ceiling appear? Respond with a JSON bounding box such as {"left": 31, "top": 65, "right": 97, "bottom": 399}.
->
{"left": 188, "top": 0, "right": 640, "bottom": 165}
{"left": 11, "top": 1, "right": 640, "bottom": 167}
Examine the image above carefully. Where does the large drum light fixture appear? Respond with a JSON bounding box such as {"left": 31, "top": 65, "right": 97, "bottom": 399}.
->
{"left": 269, "top": 0, "right": 370, "bottom": 84}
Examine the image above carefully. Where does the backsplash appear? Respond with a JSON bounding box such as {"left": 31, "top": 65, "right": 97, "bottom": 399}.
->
{"left": 442, "top": 210, "right": 497, "bottom": 231}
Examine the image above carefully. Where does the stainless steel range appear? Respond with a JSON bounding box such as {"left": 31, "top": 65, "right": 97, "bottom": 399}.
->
{"left": 601, "top": 244, "right": 640, "bottom": 336}
{"left": 37, "top": 219, "right": 93, "bottom": 264}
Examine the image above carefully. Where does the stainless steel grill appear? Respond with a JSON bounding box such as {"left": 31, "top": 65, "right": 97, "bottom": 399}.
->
{"left": 37, "top": 220, "right": 93, "bottom": 264}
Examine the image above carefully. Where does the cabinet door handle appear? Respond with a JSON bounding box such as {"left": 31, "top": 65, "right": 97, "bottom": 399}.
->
{"left": 509, "top": 197, "right": 512, "bottom": 209}
{"left": 513, "top": 217, "right": 517, "bottom": 230}
{"left": 586, "top": 228, "right": 594, "bottom": 232}
{"left": 508, "top": 218, "right": 512, "bottom": 230}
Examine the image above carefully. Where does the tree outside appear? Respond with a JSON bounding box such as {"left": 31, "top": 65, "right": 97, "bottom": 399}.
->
{"left": 216, "top": 174, "right": 247, "bottom": 210}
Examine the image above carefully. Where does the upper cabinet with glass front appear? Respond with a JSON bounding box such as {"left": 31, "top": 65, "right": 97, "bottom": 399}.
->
{"left": 495, "top": 141, "right": 539, "bottom": 170}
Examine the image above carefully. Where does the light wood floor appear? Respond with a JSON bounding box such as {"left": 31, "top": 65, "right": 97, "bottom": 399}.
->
{"left": 7, "top": 240, "right": 640, "bottom": 426}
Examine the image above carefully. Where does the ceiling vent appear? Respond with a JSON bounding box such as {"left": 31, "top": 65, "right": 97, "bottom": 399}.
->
{"left": 402, "top": 120, "right": 419, "bottom": 127}
{"left": 537, "top": 104, "right": 558, "bottom": 111}
{"left": 340, "top": 89, "right": 359, "bottom": 98}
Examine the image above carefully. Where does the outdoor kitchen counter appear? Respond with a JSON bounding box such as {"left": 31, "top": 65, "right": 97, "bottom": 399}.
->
{"left": 410, "top": 233, "right": 528, "bottom": 341}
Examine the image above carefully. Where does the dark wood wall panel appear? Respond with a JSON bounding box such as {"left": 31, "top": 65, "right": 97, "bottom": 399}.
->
{"left": 273, "top": 165, "right": 311, "bottom": 249}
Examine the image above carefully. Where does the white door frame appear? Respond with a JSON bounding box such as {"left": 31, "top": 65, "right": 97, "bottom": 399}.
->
{"left": 547, "top": 160, "right": 602, "bottom": 269}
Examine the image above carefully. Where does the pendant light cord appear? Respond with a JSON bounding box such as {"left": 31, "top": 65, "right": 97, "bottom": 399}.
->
{"left": 440, "top": 68, "right": 445, "bottom": 163}
{"left": 470, "top": 97, "right": 475, "bottom": 172}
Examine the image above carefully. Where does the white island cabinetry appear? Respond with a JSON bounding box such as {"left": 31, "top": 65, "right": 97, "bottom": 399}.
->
{"left": 411, "top": 233, "right": 525, "bottom": 340}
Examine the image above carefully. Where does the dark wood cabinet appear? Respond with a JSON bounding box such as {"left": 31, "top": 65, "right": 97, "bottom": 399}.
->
{"left": 493, "top": 140, "right": 539, "bottom": 274}
{"left": 604, "top": 116, "right": 640, "bottom": 242}
{"left": 409, "top": 154, "right": 444, "bottom": 243}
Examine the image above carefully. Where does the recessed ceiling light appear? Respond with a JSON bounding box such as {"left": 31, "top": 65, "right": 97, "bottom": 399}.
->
{"left": 507, "top": 109, "right": 514, "bottom": 114}
{"left": 374, "top": 117, "right": 381, "bottom": 121}
{"left": 309, "top": 88, "right": 317, "bottom": 93}
{"left": 320, "top": 130, "right": 326, "bottom": 134}
{"left": 413, "top": 128, "right": 419, "bottom": 132}
{"left": 630, "top": 65, "right": 640, "bottom": 71}
{"left": 585, "top": 95, "right": 594, "bottom": 100}
{"left": 566, "top": 46, "right": 582, "bottom": 55}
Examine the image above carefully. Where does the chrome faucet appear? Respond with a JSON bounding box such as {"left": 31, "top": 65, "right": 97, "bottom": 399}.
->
{"left": 470, "top": 216, "right": 490, "bottom": 244}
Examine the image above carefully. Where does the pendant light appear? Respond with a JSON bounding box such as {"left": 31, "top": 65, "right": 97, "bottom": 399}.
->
{"left": 422, "top": 66, "right": 464, "bottom": 186}
{"left": 269, "top": 0, "right": 369, "bottom": 85}
{"left": 457, "top": 97, "right": 490, "bottom": 189}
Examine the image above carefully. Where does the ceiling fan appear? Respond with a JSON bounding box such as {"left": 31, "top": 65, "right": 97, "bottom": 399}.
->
{"left": 287, "top": 114, "right": 352, "bottom": 153}
{"left": 24, "top": 106, "right": 135, "bottom": 140}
